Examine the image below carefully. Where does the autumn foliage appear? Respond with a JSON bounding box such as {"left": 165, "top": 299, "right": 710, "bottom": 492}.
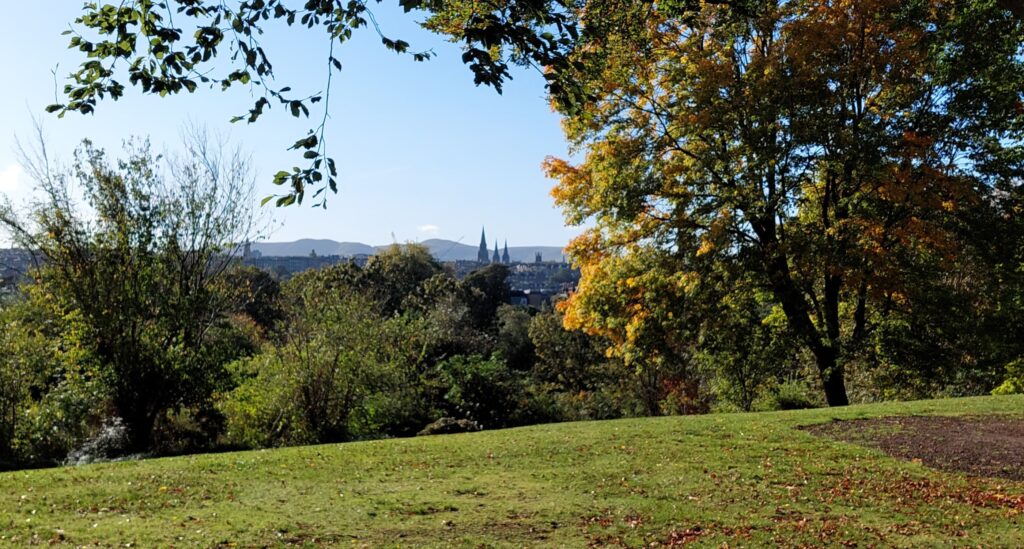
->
{"left": 548, "top": 0, "right": 1024, "bottom": 405}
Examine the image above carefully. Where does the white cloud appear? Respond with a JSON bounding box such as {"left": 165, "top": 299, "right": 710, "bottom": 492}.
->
{"left": 417, "top": 224, "right": 440, "bottom": 236}
{"left": 0, "top": 163, "right": 24, "bottom": 196}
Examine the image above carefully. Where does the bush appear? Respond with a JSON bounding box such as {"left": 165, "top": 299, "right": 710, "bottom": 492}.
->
{"left": 0, "top": 299, "right": 110, "bottom": 467}
{"left": 15, "top": 375, "right": 108, "bottom": 467}
{"left": 992, "top": 359, "right": 1024, "bottom": 395}
{"left": 437, "top": 354, "right": 556, "bottom": 429}
{"left": 763, "top": 379, "right": 821, "bottom": 411}
{"left": 495, "top": 305, "right": 535, "bottom": 371}
{"left": 152, "top": 405, "right": 228, "bottom": 456}
{"left": 0, "top": 313, "right": 34, "bottom": 463}
{"left": 220, "top": 272, "right": 441, "bottom": 447}
{"left": 417, "top": 417, "right": 481, "bottom": 436}
{"left": 545, "top": 385, "right": 628, "bottom": 422}
{"left": 219, "top": 353, "right": 315, "bottom": 448}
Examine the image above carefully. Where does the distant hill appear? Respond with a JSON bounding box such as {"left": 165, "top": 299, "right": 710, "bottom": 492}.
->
{"left": 401, "top": 239, "right": 567, "bottom": 263}
{"left": 251, "top": 239, "right": 567, "bottom": 263}
{"left": 251, "top": 239, "right": 376, "bottom": 257}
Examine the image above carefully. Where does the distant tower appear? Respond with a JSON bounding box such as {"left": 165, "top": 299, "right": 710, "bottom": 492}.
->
{"left": 535, "top": 252, "right": 543, "bottom": 263}
{"left": 477, "top": 228, "right": 490, "bottom": 263}
{"left": 492, "top": 241, "right": 501, "bottom": 263}
{"left": 502, "top": 240, "right": 510, "bottom": 264}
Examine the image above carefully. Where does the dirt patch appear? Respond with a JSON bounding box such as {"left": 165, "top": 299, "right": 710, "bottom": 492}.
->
{"left": 803, "top": 415, "right": 1024, "bottom": 481}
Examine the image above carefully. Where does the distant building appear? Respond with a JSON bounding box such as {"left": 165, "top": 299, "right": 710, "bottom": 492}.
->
{"left": 478, "top": 228, "right": 514, "bottom": 265}
{"left": 244, "top": 254, "right": 343, "bottom": 278}
{"left": 526, "top": 290, "right": 550, "bottom": 309}
{"left": 477, "top": 228, "right": 490, "bottom": 263}
{"left": 509, "top": 290, "right": 529, "bottom": 306}
{"left": 507, "top": 260, "right": 579, "bottom": 294}
{"left": 241, "top": 241, "right": 262, "bottom": 260}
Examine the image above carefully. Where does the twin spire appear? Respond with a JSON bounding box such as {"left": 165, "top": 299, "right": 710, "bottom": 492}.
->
{"left": 478, "top": 227, "right": 511, "bottom": 264}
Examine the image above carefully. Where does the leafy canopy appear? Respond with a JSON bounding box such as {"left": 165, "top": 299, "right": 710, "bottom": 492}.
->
{"left": 50, "top": 0, "right": 579, "bottom": 207}
{"left": 546, "top": 0, "right": 1024, "bottom": 406}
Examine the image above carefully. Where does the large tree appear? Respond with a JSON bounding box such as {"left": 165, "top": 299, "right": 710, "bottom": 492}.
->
{"left": 546, "top": 0, "right": 1024, "bottom": 406}
{"left": 0, "top": 129, "right": 262, "bottom": 450}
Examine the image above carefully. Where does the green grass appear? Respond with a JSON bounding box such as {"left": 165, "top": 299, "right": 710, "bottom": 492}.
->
{"left": 2, "top": 395, "right": 1023, "bottom": 547}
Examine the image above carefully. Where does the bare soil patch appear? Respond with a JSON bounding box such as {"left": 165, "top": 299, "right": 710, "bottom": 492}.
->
{"left": 803, "top": 415, "right": 1024, "bottom": 481}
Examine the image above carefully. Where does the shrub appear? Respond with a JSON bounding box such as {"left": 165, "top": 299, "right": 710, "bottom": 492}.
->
{"left": 1, "top": 299, "right": 109, "bottom": 467}
{"left": 545, "top": 385, "right": 628, "bottom": 422}
{"left": 15, "top": 375, "right": 108, "bottom": 467}
{"left": 992, "top": 359, "right": 1024, "bottom": 395}
{"left": 218, "top": 355, "right": 297, "bottom": 448}
{"left": 765, "top": 379, "right": 822, "bottom": 411}
{"left": 495, "top": 305, "right": 535, "bottom": 371}
{"left": 417, "top": 417, "right": 481, "bottom": 436}
{"left": 64, "top": 417, "right": 131, "bottom": 466}
{"left": 438, "top": 354, "right": 544, "bottom": 429}
{"left": 221, "top": 274, "right": 440, "bottom": 447}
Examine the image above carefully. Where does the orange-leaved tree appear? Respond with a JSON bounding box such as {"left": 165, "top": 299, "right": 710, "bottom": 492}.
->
{"left": 546, "top": 0, "right": 1023, "bottom": 406}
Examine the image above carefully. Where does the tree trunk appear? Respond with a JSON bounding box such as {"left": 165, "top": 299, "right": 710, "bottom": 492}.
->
{"left": 117, "top": 383, "right": 161, "bottom": 454}
{"left": 821, "top": 273, "right": 849, "bottom": 407}
{"left": 816, "top": 345, "right": 850, "bottom": 407}
{"left": 123, "top": 405, "right": 158, "bottom": 454}
{"left": 755, "top": 234, "right": 851, "bottom": 407}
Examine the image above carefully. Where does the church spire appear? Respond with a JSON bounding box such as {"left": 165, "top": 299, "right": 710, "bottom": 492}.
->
{"left": 477, "top": 227, "right": 489, "bottom": 263}
{"left": 492, "top": 241, "right": 501, "bottom": 263}
{"left": 502, "top": 240, "right": 510, "bottom": 264}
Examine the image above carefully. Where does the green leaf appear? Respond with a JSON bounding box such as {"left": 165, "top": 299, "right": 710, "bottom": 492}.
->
{"left": 272, "top": 171, "right": 290, "bottom": 185}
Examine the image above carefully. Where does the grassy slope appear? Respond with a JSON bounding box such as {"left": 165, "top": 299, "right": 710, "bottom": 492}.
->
{"left": 1, "top": 395, "right": 1023, "bottom": 547}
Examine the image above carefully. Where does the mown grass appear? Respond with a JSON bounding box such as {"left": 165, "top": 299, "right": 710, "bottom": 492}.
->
{"left": 2, "top": 395, "right": 1023, "bottom": 547}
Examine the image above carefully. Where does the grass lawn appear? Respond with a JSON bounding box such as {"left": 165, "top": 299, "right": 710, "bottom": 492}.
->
{"left": 2, "top": 395, "right": 1023, "bottom": 547}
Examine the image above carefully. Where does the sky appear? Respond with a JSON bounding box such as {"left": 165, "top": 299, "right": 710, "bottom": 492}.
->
{"left": 0, "top": 3, "right": 580, "bottom": 247}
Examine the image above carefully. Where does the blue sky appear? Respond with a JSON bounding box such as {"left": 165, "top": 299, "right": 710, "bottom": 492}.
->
{"left": 0, "top": 3, "right": 578, "bottom": 247}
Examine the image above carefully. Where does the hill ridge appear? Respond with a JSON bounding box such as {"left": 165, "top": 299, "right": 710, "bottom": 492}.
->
{"left": 251, "top": 238, "right": 567, "bottom": 263}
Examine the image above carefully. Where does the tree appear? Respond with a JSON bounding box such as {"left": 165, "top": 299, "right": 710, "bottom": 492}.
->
{"left": 222, "top": 265, "right": 283, "bottom": 332}
{"left": 437, "top": 354, "right": 532, "bottom": 428}
{"left": 0, "top": 129, "right": 262, "bottom": 450}
{"left": 364, "top": 243, "right": 444, "bottom": 315}
{"left": 274, "top": 275, "right": 428, "bottom": 442}
{"left": 528, "top": 306, "right": 609, "bottom": 393}
{"left": 495, "top": 304, "right": 535, "bottom": 371}
{"left": 460, "top": 263, "right": 511, "bottom": 330}
{"left": 696, "top": 282, "right": 799, "bottom": 411}
{"left": 546, "top": 0, "right": 1024, "bottom": 406}
{"left": 50, "top": 0, "right": 579, "bottom": 206}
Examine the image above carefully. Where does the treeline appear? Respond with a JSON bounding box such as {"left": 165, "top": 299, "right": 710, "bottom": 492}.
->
{"left": 2, "top": 131, "right": 1023, "bottom": 471}
{"left": 0, "top": 239, "right": 693, "bottom": 467}
{"left": 0, "top": 136, "right": 691, "bottom": 470}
